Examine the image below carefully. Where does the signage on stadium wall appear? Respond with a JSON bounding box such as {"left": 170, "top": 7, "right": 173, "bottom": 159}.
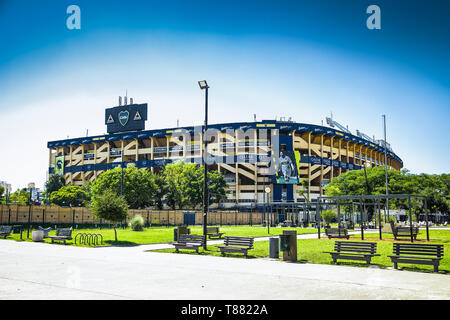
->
{"left": 310, "top": 157, "right": 322, "bottom": 165}
{"left": 54, "top": 155, "right": 65, "bottom": 175}
{"left": 272, "top": 135, "right": 299, "bottom": 185}
{"left": 105, "top": 103, "right": 147, "bottom": 134}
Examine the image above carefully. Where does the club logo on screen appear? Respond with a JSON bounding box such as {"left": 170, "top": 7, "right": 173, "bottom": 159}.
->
{"left": 118, "top": 110, "right": 129, "bottom": 126}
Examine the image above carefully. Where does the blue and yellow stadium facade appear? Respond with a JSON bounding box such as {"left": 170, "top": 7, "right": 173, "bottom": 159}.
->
{"left": 47, "top": 120, "right": 403, "bottom": 206}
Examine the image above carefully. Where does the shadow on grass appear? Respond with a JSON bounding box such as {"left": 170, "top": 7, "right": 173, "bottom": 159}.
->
{"left": 105, "top": 240, "right": 141, "bottom": 247}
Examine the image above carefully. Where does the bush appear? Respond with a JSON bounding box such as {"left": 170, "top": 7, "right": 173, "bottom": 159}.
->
{"left": 321, "top": 209, "right": 337, "bottom": 226}
{"left": 129, "top": 214, "right": 145, "bottom": 231}
{"left": 388, "top": 215, "right": 397, "bottom": 227}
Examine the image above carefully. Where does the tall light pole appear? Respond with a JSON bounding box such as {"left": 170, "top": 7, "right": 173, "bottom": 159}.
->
{"left": 382, "top": 115, "right": 389, "bottom": 221}
{"left": 338, "top": 177, "right": 347, "bottom": 195}
{"left": 265, "top": 187, "right": 271, "bottom": 234}
{"left": 121, "top": 150, "right": 124, "bottom": 197}
{"left": 198, "top": 80, "right": 209, "bottom": 250}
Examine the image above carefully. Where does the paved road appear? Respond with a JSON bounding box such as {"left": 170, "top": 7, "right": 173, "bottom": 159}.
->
{"left": 0, "top": 232, "right": 449, "bottom": 300}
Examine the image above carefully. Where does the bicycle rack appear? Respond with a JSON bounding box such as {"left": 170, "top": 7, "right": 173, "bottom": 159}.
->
{"left": 74, "top": 233, "right": 103, "bottom": 246}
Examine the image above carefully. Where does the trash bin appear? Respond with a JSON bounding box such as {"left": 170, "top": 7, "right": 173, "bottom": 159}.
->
{"left": 269, "top": 237, "right": 279, "bottom": 258}
{"left": 280, "top": 230, "right": 297, "bottom": 262}
{"left": 279, "top": 235, "right": 290, "bottom": 252}
{"left": 32, "top": 230, "right": 44, "bottom": 242}
{"left": 178, "top": 226, "right": 190, "bottom": 235}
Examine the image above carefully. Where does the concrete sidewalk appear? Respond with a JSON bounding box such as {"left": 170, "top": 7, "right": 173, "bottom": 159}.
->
{"left": 0, "top": 236, "right": 449, "bottom": 300}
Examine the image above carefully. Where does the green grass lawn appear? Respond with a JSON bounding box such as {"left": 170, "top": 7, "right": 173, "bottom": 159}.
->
{"left": 154, "top": 229, "right": 450, "bottom": 274}
{"left": 4, "top": 225, "right": 449, "bottom": 274}
{"left": 1, "top": 225, "right": 318, "bottom": 247}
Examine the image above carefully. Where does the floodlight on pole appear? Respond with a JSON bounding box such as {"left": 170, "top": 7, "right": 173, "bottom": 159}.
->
{"left": 198, "top": 80, "right": 209, "bottom": 90}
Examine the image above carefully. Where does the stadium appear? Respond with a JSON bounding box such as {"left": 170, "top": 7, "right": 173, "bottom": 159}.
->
{"left": 47, "top": 100, "right": 403, "bottom": 207}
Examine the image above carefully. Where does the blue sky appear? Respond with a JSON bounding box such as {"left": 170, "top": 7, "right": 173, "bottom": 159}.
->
{"left": 0, "top": 0, "right": 449, "bottom": 190}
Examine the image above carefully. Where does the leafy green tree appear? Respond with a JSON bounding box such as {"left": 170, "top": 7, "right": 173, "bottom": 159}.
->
{"left": 51, "top": 185, "right": 89, "bottom": 207}
{"left": 179, "top": 163, "right": 204, "bottom": 208}
{"left": 0, "top": 186, "right": 4, "bottom": 203}
{"left": 45, "top": 174, "right": 65, "bottom": 194}
{"left": 9, "top": 189, "right": 30, "bottom": 205}
{"left": 162, "top": 161, "right": 228, "bottom": 209}
{"left": 325, "top": 167, "right": 450, "bottom": 221}
{"left": 91, "top": 166, "right": 157, "bottom": 209}
{"left": 206, "top": 170, "right": 228, "bottom": 207}
{"left": 91, "top": 189, "right": 128, "bottom": 241}
{"left": 163, "top": 162, "right": 188, "bottom": 209}
{"left": 153, "top": 172, "right": 167, "bottom": 210}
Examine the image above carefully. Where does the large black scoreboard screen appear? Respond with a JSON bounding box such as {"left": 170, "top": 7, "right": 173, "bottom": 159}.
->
{"left": 105, "top": 103, "right": 148, "bottom": 134}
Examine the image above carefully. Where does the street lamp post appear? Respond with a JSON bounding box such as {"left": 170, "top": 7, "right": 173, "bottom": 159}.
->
{"left": 198, "top": 80, "right": 209, "bottom": 250}
{"left": 121, "top": 150, "right": 124, "bottom": 197}
{"left": 338, "top": 177, "right": 347, "bottom": 195}
{"left": 265, "top": 187, "right": 271, "bottom": 234}
{"left": 382, "top": 115, "right": 389, "bottom": 221}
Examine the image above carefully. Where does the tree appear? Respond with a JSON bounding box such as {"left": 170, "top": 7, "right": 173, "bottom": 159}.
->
{"left": 206, "top": 170, "right": 228, "bottom": 207}
{"left": 9, "top": 189, "right": 30, "bottom": 205}
{"left": 324, "top": 167, "right": 450, "bottom": 221}
{"left": 45, "top": 174, "right": 65, "bottom": 194}
{"left": 179, "top": 163, "right": 203, "bottom": 209}
{"left": 0, "top": 185, "right": 4, "bottom": 203}
{"left": 91, "top": 166, "right": 157, "bottom": 209}
{"left": 91, "top": 189, "right": 128, "bottom": 241}
{"left": 51, "top": 185, "right": 89, "bottom": 207}
{"left": 163, "top": 162, "right": 188, "bottom": 209}
{"left": 153, "top": 172, "right": 167, "bottom": 210}
{"left": 162, "top": 161, "right": 228, "bottom": 209}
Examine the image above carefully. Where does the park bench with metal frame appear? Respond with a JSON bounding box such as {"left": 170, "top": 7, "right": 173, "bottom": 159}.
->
{"left": 173, "top": 234, "right": 205, "bottom": 253}
{"left": 206, "top": 226, "right": 225, "bottom": 239}
{"left": 388, "top": 243, "right": 444, "bottom": 272}
{"left": 217, "top": 236, "right": 254, "bottom": 258}
{"left": 392, "top": 226, "right": 419, "bottom": 240}
{"left": 48, "top": 227, "right": 73, "bottom": 244}
{"left": 0, "top": 225, "right": 13, "bottom": 239}
{"left": 323, "top": 241, "right": 380, "bottom": 265}
{"left": 324, "top": 227, "right": 350, "bottom": 239}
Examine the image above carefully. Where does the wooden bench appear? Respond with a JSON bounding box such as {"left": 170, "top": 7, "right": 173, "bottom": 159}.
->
{"left": 323, "top": 241, "right": 380, "bottom": 265}
{"left": 217, "top": 236, "right": 254, "bottom": 258}
{"left": 392, "top": 226, "right": 419, "bottom": 240}
{"left": 324, "top": 227, "right": 349, "bottom": 239}
{"left": 48, "top": 227, "right": 73, "bottom": 244}
{"left": 173, "top": 234, "right": 205, "bottom": 253}
{"left": 206, "top": 227, "right": 225, "bottom": 239}
{"left": 388, "top": 243, "right": 444, "bottom": 272}
{"left": 0, "top": 225, "right": 13, "bottom": 239}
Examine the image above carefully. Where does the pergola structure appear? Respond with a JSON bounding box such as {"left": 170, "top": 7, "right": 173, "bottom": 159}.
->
{"left": 315, "top": 194, "right": 430, "bottom": 242}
